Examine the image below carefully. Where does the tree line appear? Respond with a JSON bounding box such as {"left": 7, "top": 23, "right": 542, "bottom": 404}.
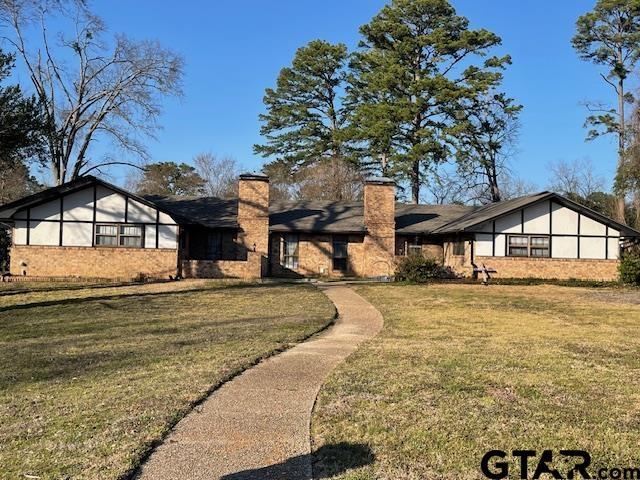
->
{"left": 2, "top": 0, "right": 640, "bottom": 227}
{"left": 255, "top": 0, "right": 519, "bottom": 205}
{"left": 254, "top": 0, "right": 640, "bottom": 227}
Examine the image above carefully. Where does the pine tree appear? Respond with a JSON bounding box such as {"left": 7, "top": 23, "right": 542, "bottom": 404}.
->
{"left": 348, "top": 0, "right": 509, "bottom": 203}
{"left": 254, "top": 40, "right": 351, "bottom": 176}
{"left": 572, "top": 0, "right": 640, "bottom": 222}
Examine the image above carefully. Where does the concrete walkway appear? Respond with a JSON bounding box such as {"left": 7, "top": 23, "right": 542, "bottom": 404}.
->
{"left": 136, "top": 284, "right": 383, "bottom": 480}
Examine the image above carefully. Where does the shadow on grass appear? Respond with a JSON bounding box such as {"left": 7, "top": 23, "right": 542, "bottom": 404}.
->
{"left": 219, "top": 442, "right": 374, "bottom": 480}
{"left": 0, "top": 281, "right": 271, "bottom": 313}
{"left": 1, "top": 312, "right": 315, "bottom": 388}
{"left": 0, "top": 280, "right": 156, "bottom": 297}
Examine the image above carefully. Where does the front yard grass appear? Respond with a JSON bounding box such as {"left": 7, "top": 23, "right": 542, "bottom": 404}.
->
{"left": 0, "top": 280, "right": 335, "bottom": 479}
{"left": 312, "top": 284, "right": 640, "bottom": 480}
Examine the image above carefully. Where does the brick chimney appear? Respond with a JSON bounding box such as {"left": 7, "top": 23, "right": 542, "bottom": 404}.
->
{"left": 237, "top": 173, "right": 269, "bottom": 277}
{"left": 363, "top": 177, "right": 396, "bottom": 277}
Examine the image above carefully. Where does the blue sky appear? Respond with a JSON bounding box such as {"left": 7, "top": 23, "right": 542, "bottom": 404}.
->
{"left": 12, "top": 1, "right": 629, "bottom": 190}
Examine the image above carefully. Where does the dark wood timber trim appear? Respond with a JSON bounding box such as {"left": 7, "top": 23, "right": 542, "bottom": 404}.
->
{"left": 59, "top": 196, "right": 64, "bottom": 246}
{"left": 504, "top": 228, "right": 508, "bottom": 256}
{"left": 155, "top": 210, "right": 160, "bottom": 249}
{"left": 468, "top": 231, "right": 619, "bottom": 239}
{"left": 549, "top": 201, "right": 553, "bottom": 258}
{"left": 577, "top": 213, "right": 581, "bottom": 259}
{"left": 26, "top": 207, "right": 30, "bottom": 245}
{"left": 18, "top": 218, "right": 175, "bottom": 226}
{"left": 91, "top": 184, "right": 97, "bottom": 247}
{"left": 492, "top": 220, "right": 496, "bottom": 257}
{"left": 470, "top": 236, "right": 475, "bottom": 265}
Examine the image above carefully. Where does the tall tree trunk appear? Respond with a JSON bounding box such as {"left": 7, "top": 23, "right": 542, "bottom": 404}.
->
{"left": 634, "top": 190, "right": 640, "bottom": 230}
{"left": 411, "top": 159, "right": 420, "bottom": 204}
{"left": 615, "top": 56, "right": 627, "bottom": 223}
{"left": 488, "top": 164, "right": 501, "bottom": 202}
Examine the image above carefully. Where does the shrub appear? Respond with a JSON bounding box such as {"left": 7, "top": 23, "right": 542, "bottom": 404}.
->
{"left": 619, "top": 251, "right": 640, "bottom": 286}
{"left": 396, "top": 255, "right": 446, "bottom": 283}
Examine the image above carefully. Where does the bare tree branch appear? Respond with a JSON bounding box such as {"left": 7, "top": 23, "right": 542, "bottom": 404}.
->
{"left": 0, "top": 0, "right": 184, "bottom": 185}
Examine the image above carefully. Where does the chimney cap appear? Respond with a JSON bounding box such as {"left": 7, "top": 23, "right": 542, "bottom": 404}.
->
{"left": 365, "top": 176, "right": 395, "bottom": 186}
{"left": 239, "top": 172, "right": 269, "bottom": 182}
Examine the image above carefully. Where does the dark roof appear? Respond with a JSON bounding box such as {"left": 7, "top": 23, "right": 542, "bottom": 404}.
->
{"left": 3, "top": 177, "right": 639, "bottom": 237}
{"left": 269, "top": 201, "right": 365, "bottom": 233}
{"left": 395, "top": 203, "right": 476, "bottom": 234}
{"left": 142, "top": 195, "right": 239, "bottom": 229}
{"left": 365, "top": 176, "right": 395, "bottom": 185}
{"left": 433, "top": 191, "right": 640, "bottom": 236}
{"left": 269, "top": 201, "right": 478, "bottom": 235}
{"left": 432, "top": 192, "right": 553, "bottom": 233}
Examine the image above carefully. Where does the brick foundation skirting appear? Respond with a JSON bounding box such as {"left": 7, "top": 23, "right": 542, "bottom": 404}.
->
{"left": 474, "top": 256, "right": 620, "bottom": 281}
{"left": 10, "top": 245, "right": 179, "bottom": 280}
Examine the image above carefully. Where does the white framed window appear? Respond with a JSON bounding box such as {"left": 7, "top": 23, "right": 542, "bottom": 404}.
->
{"left": 407, "top": 236, "right": 422, "bottom": 257}
{"left": 508, "top": 235, "right": 549, "bottom": 258}
{"left": 452, "top": 240, "right": 465, "bottom": 256}
{"left": 95, "top": 224, "right": 143, "bottom": 248}
{"left": 282, "top": 234, "right": 299, "bottom": 269}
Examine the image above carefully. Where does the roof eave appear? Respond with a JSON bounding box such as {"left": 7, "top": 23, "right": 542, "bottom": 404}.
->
{"left": 433, "top": 192, "right": 640, "bottom": 237}
{"left": 269, "top": 226, "right": 366, "bottom": 235}
{"left": 0, "top": 175, "right": 183, "bottom": 224}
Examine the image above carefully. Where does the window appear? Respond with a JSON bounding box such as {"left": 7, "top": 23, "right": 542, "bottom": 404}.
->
{"left": 395, "top": 238, "right": 406, "bottom": 256}
{"left": 188, "top": 229, "right": 236, "bottom": 260}
{"left": 530, "top": 236, "right": 550, "bottom": 257}
{"left": 332, "top": 235, "right": 349, "bottom": 271}
{"left": 205, "top": 231, "right": 222, "bottom": 259}
{"left": 452, "top": 240, "right": 465, "bottom": 256}
{"left": 95, "top": 224, "right": 117, "bottom": 246}
{"left": 283, "top": 234, "right": 299, "bottom": 269}
{"left": 407, "top": 236, "right": 422, "bottom": 257}
{"left": 508, "top": 235, "right": 549, "bottom": 258}
{"left": 95, "top": 224, "right": 143, "bottom": 248}
{"left": 119, "top": 225, "right": 143, "bottom": 247}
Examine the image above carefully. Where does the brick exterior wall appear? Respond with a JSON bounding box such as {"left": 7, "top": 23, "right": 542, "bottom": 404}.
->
{"left": 363, "top": 179, "right": 396, "bottom": 277}
{"left": 10, "top": 245, "right": 178, "bottom": 280}
{"left": 10, "top": 174, "right": 621, "bottom": 283}
{"left": 268, "top": 178, "right": 397, "bottom": 279}
{"left": 473, "top": 256, "right": 620, "bottom": 281}
{"left": 422, "top": 242, "right": 444, "bottom": 261}
{"left": 182, "top": 252, "right": 262, "bottom": 279}
{"left": 443, "top": 238, "right": 473, "bottom": 276}
{"left": 440, "top": 236, "right": 620, "bottom": 281}
{"left": 269, "top": 233, "right": 366, "bottom": 278}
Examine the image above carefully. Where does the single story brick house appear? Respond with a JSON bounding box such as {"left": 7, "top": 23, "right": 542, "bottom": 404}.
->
{"left": 1, "top": 173, "right": 638, "bottom": 281}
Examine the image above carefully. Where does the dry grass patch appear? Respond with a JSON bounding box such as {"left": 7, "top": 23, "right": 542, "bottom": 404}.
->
{"left": 312, "top": 284, "right": 640, "bottom": 480}
{"left": 0, "top": 281, "right": 335, "bottom": 479}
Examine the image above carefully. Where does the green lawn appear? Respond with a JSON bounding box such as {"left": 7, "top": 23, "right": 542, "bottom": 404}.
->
{"left": 312, "top": 284, "right": 640, "bottom": 480}
{"left": 0, "top": 280, "right": 335, "bottom": 479}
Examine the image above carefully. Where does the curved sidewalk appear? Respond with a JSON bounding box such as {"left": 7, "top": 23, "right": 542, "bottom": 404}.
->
{"left": 136, "top": 284, "right": 383, "bottom": 480}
